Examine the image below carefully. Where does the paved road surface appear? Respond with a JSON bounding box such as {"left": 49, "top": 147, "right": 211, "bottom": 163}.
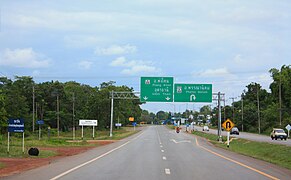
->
{"left": 4, "top": 126, "right": 291, "bottom": 180}
{"left": 194, "top": 125, "right": 291, "bottom": 146}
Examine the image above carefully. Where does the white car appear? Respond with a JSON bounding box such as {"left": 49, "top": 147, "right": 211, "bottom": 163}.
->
{"left": 202, "top": 126, "right": 209, "bottom": 131}
{"left": 270, "top": 128, "right": 287, "bottom": 140}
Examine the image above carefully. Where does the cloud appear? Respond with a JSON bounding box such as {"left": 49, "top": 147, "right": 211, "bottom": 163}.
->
{"left": 95, "top": 45, "right": 137, "bottom": 55}
{"left": 110, "top": 57, "right": 160, "bottom": 75}
{"left": 0, "top": 48, "right": 50, "bottom": 68}
{"left": 78, "top": 60, "right": 93, "bottom": 69}
{"left": 198, "top": 68, "right": 232, "bottom": 77}
{"left": 64, "top": 35, "right": 106, "bottom": 48}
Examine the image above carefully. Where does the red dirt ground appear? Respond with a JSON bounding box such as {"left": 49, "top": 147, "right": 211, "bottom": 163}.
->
{"left": 0, "top": 140, "right": 116, "bottom": 178}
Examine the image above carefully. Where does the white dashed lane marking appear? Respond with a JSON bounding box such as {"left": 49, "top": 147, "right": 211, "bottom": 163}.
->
{"left": 162, "top": 156, "right": 167, "bottom": 160}
{"left": 165, "top": 168, "right": 171, "bottom": 175}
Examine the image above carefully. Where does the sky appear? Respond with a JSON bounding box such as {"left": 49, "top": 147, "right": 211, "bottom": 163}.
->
{"left": 1, "top": 0, "right": 291, "bottom": 113}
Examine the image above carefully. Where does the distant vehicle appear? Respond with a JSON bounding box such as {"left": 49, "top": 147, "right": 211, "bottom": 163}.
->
{"left": 202, "top": 126, "right": 209, "bottom": 131}
{"left": 230, "top": 127, "right": 239, "bottom": 135}
{"left": 176, "top": 126, "right": 181, "bottom": 133}
{"left": 270, "top": 128, "right": 287, "bottom": 140}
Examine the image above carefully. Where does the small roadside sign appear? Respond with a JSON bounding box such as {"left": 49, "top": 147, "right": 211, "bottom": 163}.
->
{"left": 36, "top": 120, "right": 44, "bottom": 125}
{"left": 222, "top": 119, "right": 235, "bottom": 148}
{"left": 8, "top": 119, "right": 24, "bottom": 133}
{"left": 79, "top": 120, "right": 98, "bottom": 126}
{"left": 115, "top": 123, "right": 122, "bottom": 127}
{"left": 7, "top": 118, "right": 25, "bottom": 154}
{"left": 286, "top": 124, "right": 291, "bottom": 131}
{"left": 222, "top": 119, "right": 234, "bottom": 131}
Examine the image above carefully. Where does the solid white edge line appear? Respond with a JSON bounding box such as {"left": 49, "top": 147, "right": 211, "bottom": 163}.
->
{"left": 50, "top": 132, "right": 144, "bottom": 180}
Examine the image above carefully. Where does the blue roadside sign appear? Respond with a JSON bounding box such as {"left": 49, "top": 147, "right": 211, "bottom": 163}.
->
{"left": 8, "top": 118, "right": 24, "bottom": 133}
{"left": 36, "top": 120, "right": 44, "bottom": 125}
{"left": 132, "top": 122, "right": 137, "bottom": 126}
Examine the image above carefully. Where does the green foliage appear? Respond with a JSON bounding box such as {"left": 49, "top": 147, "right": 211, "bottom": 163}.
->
{"left": 0, "top": 77, "right": 142, "bottom": 134}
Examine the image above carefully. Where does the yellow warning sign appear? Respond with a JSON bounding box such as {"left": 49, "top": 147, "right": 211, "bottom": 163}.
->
{"left": 222, "top": 119, "right": 235, "bottom": 131}
{"left": 129, "top": 117, "right": 134, "bottom": 121}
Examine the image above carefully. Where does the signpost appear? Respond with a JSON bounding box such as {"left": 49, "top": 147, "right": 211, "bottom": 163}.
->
{"left": 79, "top": 120, "right": 98, "bottom": 139}
{"left": 132, "top": 122, "right": 137, "bottom": 131}
{"left": 115, "top": 123, "right": 122, "bottom": 127}
{"left": 174, "top": 84, "right": 212, "bottom": 102}
{"left": 36, "top": 120, "right": 44, "bottom": 140}
{"left": 222, "top": 119, "right": 235, "bottom": 147}
{"left": 286, "top": 124, "right": 291, "bottom": 138}
{"left": 140, "top": 77, "right": 174, "bottom": 102}
{"left": 8, "top": 118, "right": 25, "bottom": 153}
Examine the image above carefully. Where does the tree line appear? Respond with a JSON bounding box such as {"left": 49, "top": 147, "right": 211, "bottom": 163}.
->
{"left": 1, "top": 65, "right": 290, "bottom": 134}
{"left": 0, "top": 78, "right": 142, "bottom": 134}
{"left": 143, "top": 65, "right": 291, "bottom": 134}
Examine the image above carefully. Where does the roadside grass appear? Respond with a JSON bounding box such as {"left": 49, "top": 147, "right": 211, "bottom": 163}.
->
{"left": 0, "top": 162, "right": 5, "bottom": 169}
{"left": 192, "top": 131, "right": 291, "bottom": 170}
{"left": 0, "top": 127, "right": 139, "bottom": 159}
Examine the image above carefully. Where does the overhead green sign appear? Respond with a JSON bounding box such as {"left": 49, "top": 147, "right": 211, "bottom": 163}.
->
{"left": 140, "top": 77, "right": 174, "bottom": 102}
{"left": 174, "top": 84, "right": 212, "bottom": 102}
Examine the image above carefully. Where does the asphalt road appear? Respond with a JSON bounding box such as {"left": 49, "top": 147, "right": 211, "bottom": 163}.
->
{"left": 4, "top": 126, "right": 291, "bottom": 180}
{"left": 194, "top": 125, "right": 291, "bottom": 146}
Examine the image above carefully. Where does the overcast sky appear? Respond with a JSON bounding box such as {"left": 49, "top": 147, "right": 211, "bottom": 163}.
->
{"left": 1, "top": 0, "right": 290, "bottom": 113}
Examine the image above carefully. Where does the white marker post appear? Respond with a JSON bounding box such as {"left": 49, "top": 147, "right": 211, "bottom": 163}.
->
{"left": 227, "top": 131, "right": 230, "bottom": 148}
{"left": 81, "top": 125, "right": 84, "bottom": 140}
{"left": 286, "top": 124, "right": 291, "bottom": 138}
{"left": 22, "top": 132, "right": 25, "bottom": 154}
{"left": 93, "top": 125, "right": 95, "bottom": 139}
{"left": 7, "top": 132, "right": 10, "bottom": 154}
{"left": 39, "top": 124, "right": 41, "bottom": 140}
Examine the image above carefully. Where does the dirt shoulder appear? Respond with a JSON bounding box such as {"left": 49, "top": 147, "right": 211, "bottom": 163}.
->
{"left": 0, "top": 140, "right": 115, "bottom": 178}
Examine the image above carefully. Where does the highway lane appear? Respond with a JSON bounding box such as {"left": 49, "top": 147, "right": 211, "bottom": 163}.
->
{"left": 194, "top": 125, "right": 291, "bottom": 146}
{"left": 4, "top": 126, "right": 291, "bottom": 180}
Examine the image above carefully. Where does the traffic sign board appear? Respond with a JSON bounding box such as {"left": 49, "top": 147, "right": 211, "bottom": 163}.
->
{"left": 140, "top": 77, "right": 174, "bottom": 102}
{"left": 36, "top": 120, "right": 44, "bottom": 125}
{"left": 174, "top": 84, "right": 212, "bottom": 102}
{"left": 8, "top": 118, "right": 24, "bottom": 133}
{"left": 286, "top": 124, "right": 291, "bottom": 131}
{"left": 222, "top": 119, "right": 235, "bottom": 131}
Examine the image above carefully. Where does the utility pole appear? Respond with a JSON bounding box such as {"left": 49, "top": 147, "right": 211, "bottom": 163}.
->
{"left": 257, "top": 85, "right": 261, "bottom": 134}
{"left": 73, "top": 92, "right": 75, "bottom": 140}
{"left": 279, "top": 74, "right": 282, "bottom": 126}
{"left": 57, "top": 94, "right": 60, "bottom": 138}
{"left": 223, "top": 98, "right": 226, "bottom": 121}
{"left": 229, "top": 97, "right": 236, "bottom": 121}
{"left": 218, "top": 92, "right": 222, "bottom": 142}
{"left": 110, "top": 91, "right": 114, "bottom": 137}
{"left": 241, "top": 93, "right": 244, "bottom": 132}
{"left": 32, "top": 86, "right": 35, "bottom": 132}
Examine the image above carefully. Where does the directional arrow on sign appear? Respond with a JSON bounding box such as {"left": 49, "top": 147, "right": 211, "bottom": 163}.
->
{"left": 143, "top": 96, "right": 148, "bottom": 100}
{"left": 165, "top": 97, "right": 171, "bottom": 101}
{"left": 190, "top": 94, "right": 196, "bottom": 101}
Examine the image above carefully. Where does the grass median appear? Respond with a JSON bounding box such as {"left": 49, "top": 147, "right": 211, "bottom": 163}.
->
{"left": 192, "top": 131, "right": 291, "bottom": 170}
